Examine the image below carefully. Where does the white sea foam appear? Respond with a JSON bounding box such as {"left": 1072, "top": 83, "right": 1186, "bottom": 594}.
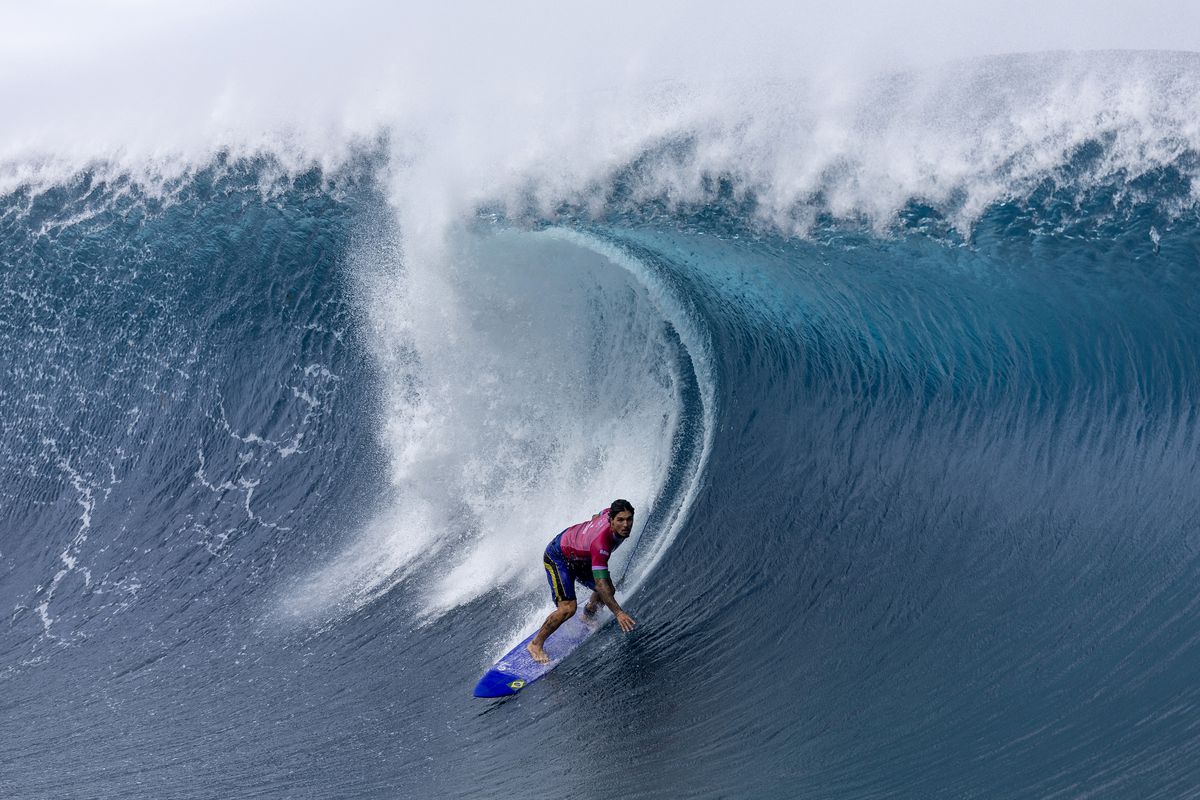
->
{"left": 33, "top": 441, "right": 101, "bottom": 638}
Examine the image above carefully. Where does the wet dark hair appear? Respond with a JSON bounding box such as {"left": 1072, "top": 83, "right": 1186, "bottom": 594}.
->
{"left": 609, "top": 499, "right": 635, "bottom": 517}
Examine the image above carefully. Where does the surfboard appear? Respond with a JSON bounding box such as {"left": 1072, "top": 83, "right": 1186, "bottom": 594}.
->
{"left": 473, "top": 608, "right": 606, "bottom": 698}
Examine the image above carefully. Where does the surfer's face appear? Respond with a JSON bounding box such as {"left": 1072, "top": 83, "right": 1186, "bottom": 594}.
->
{"left": 611, "top": 509, "right": 634, "bottom": 538}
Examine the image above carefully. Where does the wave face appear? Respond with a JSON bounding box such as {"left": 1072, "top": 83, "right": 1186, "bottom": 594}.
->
{"left": 5, "top": 50, "right": 1200, "bottom": 798}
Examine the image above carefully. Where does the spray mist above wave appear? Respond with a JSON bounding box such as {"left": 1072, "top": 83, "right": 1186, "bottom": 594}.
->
{"left": 485, "top": 51, "right": 1200, "bottom": 238}
{"left": 7, "top": 28, "right": 1200, "bottom": 236}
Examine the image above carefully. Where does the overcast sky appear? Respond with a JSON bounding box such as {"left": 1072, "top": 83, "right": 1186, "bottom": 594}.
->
{"left": 4, "top": 0, "right": 1200, "bottom": 78}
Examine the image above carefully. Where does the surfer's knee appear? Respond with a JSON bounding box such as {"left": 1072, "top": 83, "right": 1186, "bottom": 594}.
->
{"left": 557, "top": 600, "right": 577, "bottom": 618}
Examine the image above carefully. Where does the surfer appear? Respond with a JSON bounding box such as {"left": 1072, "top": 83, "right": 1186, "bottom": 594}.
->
{"left": 527, "top": 500, "right": 638, "bottom": 664}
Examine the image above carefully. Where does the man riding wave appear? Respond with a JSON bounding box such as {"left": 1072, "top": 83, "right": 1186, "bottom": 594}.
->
{"left": 527, "top": 499, "right": 638, "bottom": 664}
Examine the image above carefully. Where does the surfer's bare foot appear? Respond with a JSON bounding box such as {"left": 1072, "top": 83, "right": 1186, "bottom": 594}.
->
{"left": 584, "top": 601, "right": 599, "bottom": 616}
{"left": 527, "top": 641, "right": 549, "bottom": 664}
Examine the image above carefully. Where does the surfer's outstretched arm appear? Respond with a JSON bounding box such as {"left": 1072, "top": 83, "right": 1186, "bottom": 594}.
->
{"left": 592, "top": 576, "right": 636, "bottom": 632}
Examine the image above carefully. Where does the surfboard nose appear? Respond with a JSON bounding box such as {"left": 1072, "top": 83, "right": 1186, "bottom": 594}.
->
{"left": 473, "top": 671, "right": 525, "bottom": 698}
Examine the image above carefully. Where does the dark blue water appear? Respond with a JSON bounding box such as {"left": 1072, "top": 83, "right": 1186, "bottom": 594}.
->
{"left": 3, "top": 133, "right": 1200, "bottom": 797}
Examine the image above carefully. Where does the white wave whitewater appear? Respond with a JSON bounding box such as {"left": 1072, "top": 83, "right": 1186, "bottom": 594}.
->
{"left": 293, "top": 224, "right": 713, "bottom": 623}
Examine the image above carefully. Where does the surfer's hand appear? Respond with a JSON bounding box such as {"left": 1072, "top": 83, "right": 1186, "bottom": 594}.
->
{"left": 616, "top": 612, "right": 636, "bottom": 632}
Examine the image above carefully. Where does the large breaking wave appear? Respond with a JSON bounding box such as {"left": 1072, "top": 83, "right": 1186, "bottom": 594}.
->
{"left": 4, "top": 41, "right": 1200, "bottom": 798}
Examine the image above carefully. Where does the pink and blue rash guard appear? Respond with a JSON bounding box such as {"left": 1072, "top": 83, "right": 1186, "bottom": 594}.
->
{"left": 558, "top": 507, "right": 623, "bottom": 581}
{"left": 541, "top": 508, "right": 627, "bottom": 603}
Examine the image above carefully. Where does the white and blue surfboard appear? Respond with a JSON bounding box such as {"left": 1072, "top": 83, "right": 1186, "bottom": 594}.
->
{"left": 473, "top": 609, "right": 605, "bottom": 698}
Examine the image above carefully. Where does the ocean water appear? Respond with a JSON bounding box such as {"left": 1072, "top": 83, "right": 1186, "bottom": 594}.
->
{"left": 4, "top": 32, "right": 1200, "bottom": 799}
